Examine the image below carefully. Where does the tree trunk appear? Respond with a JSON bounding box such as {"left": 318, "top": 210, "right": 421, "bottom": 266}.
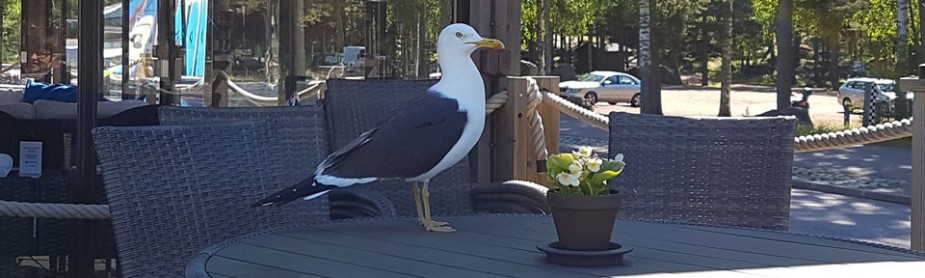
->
{"left": 829, "top": 45, "right": 840, "bottom": 90}
{"left": 898, "top": 0, "right": 911, "bottom": 72}
{"left": 441, "top": 0, "right": 453, "bottom": 25}
{"left": 776, "top": 0, "right": 795, "bottom": 109}
{"left": 640, "top": 0, "right": 662, "bottom": 114}
{"left": 639, "top": 0, "right": 652, "bottom": 110}
{"left": 768, "top": 39, "right": 775, "bottom": 64}
{"left": 293, "top": 0, "right": 306, "bottom": 77}
{"left": 417, "top": 0, "right": 428, "bottom": 78}
{"left": 537, "top": 0, "right": 548, "bottom": 75}
{"left": 920, "top": 0, "right": 925, "bottom": 64}
{"left": 700, "top": 12, "right": 709, "bottom": 86}
{"left": 334, "top": 0, "right": 345, "bottom": 54}
{"left": 718, "top": 0, "right": 732, "bottom": 117}
{"left": 544, "top": 9, "right": 553, "bottom": 75}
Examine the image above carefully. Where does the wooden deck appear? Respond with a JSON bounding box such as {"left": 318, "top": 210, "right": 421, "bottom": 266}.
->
{"left": 189, "top": 215, "right": 925, "bottom": 277}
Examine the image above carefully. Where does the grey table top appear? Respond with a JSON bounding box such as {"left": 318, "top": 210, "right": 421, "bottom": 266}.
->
{"left": 189, "top": 214, "right": 925, "bottom": 277}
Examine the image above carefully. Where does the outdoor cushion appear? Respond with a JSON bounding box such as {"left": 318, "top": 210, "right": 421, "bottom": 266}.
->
{"left": 22, "top": 80, "right": 78, "bottom": 104}
{"left": 0, "top": 88, "right": 22, "bottom": 104}
{"left": 0, "top": 103, "right": 34, "bottom": 119}
{"left": 33, "top": 99, "right": 148, "bottom": 119}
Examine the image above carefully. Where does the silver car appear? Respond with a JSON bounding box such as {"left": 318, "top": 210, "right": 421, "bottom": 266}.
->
{"left": 559, "top": 71, "right": 642, "bottom": 108}
{"left": 837, "top": 78, "right": 913, "bottom": 107}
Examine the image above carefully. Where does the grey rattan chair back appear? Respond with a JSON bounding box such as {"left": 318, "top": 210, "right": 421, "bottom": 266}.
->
{"left": 608, "top": 112, "right": 797, "bottom": 230}
{"left": 323, "top": 79, "right": 473, "bottom": 216}
{"left": 93, "top": 122, "right": 327, "bottom": 277}
{"left": 159, "top": 105, "right": 328, "bottom": 190}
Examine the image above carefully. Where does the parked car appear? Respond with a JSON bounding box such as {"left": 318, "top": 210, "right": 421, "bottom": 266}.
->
{"left": 838, "top": 78, "right": 914, "bottom": 107}
{"left": 559, "top": 71, "right": 641, "bottom": 108}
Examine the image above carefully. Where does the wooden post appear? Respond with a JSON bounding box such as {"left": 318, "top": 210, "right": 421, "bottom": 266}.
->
{"left": 457, "top": 0, "right": 522, "bottom": 183}
{"left": 863, "top": 81, "right": 874, "bottom": 127}
{"left": 913, "top": 67, "right": 925, "bottom": 251}
{"left": 494, "top": 77, "right": 529, "bottom": 182}
{"left": 532, "top": 76, "right": 560, "bottom": 186}
{"left": 209, "top": 71, "right": 230, "bottom": 107}
{"left": 899, "top": 68, "right": 925, "bottom": 251}
{"left": 489, "top": 76, "right": 558, "bottom": 185}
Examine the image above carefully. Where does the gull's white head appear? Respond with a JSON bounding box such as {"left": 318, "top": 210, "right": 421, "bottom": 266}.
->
{"left": 437, "top": 23, "right": 505, "bottom": 58}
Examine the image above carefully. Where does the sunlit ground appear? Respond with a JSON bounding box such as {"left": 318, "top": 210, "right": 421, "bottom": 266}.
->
{"left": 789, "top": 188, "right": 911, "bottom": 248}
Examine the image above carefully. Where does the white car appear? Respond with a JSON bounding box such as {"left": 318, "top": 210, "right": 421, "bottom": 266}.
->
{"left": 559, "top": 71, "right": 642, "bottom": 108}
{"left": 838, "top": 78, "right": 913, "bottom": 107}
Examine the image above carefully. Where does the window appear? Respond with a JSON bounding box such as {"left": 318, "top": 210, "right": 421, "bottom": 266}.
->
{"left": 603, "top": 76, "right": 619, "bottom": 85}
{"left": 582, "top": 74, "right": 606, "bottom": 82}
{"left": 618, "top": 76, "right": 636, "bottom": 85}
{"left": 847, "top": 82, "right": 865, "bottom": 90}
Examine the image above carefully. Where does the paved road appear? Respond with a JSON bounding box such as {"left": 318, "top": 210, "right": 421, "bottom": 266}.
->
{"left": 790, "top": 189, "right": 910, "bottom": 248}
{"left": 793, "top": 145, "right": 911, "bottom": 201}
{"left": 557, "top": 112, "right": 914, "bottom": 249}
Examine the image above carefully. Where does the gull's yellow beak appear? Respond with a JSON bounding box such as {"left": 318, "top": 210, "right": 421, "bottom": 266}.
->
{"left": 472, "top": 38, "right": 505, "bottom": 49}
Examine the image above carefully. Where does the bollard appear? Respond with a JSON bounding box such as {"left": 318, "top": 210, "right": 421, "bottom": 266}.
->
{"left": 843, "top": 103, "right": 851, "bottom": 128}
{"left": 863, "top": 82, "right": 875, "bottom": 126}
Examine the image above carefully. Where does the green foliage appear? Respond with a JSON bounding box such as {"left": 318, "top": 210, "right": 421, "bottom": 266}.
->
{"left": 522, "top": 0, "right": 610, "bottom": 41}
{"left": 547, "top": 147, "right": 625, "bottom": 196}
{"left": 2, "top": 2, "right": 21, "bottom": 63}
{"left": 794, "top": 122, "right": 848, "bottom": 137}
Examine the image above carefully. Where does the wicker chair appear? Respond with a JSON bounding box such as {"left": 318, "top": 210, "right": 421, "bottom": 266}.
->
{"left": 159, "top": 105, "right": 396, "bottom": 218}
{"left": 93, "top": 122, "right": 329, "bottom": 277}
{"left": 608, "top": 112, "right": 797, "bottom": 230}
{"left": 323, "top": 79, "right": 548, "bottom": 216}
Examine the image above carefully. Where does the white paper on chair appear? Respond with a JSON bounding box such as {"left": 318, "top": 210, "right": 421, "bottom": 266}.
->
{"left": 19, "top": 141, "right": 42, "bottom": 177}
{"left": 0, "top": 153, "right": 11, "bottom": 177}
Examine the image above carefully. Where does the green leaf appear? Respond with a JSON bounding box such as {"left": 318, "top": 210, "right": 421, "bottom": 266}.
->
{"left": 601, "top": 160, "right": 624, "bottom": 174}
{"left": 547, "top": 154, "right": 576, "bottom": 172}
{"left": 589, "top": 170, "right": 621, "bottom": 185}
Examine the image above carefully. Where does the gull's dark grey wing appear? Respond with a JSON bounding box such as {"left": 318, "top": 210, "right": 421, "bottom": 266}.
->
{"left": 318, "top": 91, "right": 468, "bottom": 180}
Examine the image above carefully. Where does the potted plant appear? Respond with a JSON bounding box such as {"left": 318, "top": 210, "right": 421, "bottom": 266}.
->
{"left": 545, "top": 146, "right": 625, "bottom": 251}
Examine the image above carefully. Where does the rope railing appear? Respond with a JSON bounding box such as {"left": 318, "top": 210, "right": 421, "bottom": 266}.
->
{"left": 524, "top": 78, "right": 549, "bottom": 164}
{"left": 225, "top": 78, "right": 324, "bottom": 106}
{"left": 138, "top": 72, "right": 323, "bottom": 106}
{"left": 793, "top": 118, "right": 914, "bottom": 152}
{"left": 497, "top": 76, "right": 916, "bottom": 167}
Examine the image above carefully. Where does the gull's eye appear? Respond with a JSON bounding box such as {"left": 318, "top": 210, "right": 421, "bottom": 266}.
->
{"left": 455, "top": 32, "right": 463, "bottom": 38}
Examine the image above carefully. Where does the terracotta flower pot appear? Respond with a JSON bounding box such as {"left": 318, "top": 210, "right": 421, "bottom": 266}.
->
{"left": 546, "top": 189, "right": 622, "bottom": 251}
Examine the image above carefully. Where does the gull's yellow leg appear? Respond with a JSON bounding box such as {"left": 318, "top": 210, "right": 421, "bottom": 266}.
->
{"left": 413, "top": 182, "right": 425, "bottom": 225}
{"left": 422, "top": 182, "right": 455, "bottom": 232}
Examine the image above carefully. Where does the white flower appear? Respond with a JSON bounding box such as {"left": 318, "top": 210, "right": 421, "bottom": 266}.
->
{"left": 568, "top": 161, "right": 583, "bottom": 174}
{"left": 587, "top": 157, "right": 602, "bottom": 172}
{"left": 612, "top": 153, "right": 624, "bottom": 164}
{"left": 556, "top": 172, "right": 580, "bottom": 187}
{"left": 574, "top": 146, "right": 593, "bottom": 157}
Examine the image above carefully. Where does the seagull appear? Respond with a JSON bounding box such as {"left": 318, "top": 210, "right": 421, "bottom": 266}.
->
{"left": 253, "top": 23, "right": 504, "bottom": 232}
